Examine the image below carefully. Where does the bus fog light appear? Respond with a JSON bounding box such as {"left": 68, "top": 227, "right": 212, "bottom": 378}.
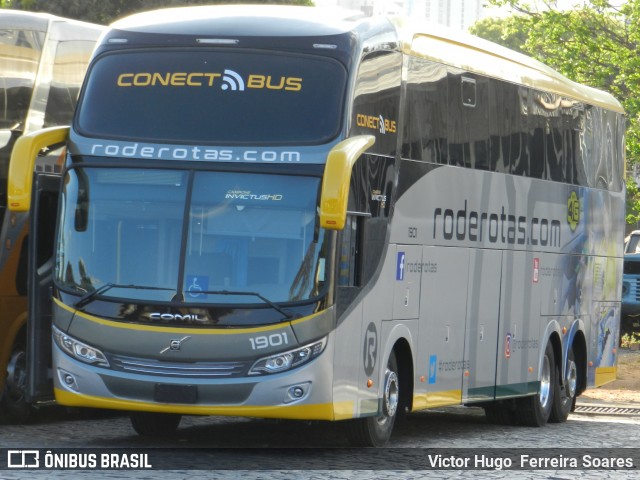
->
{"left": 285, "top": 383, "right": 311, "bottom": 403}
{"left": 53, "top": 326, "right": 110, "bottom": 368}
{"left": 58, "top": 369, "right": 78, "bottom": 391}
{"left": 249, "top": 337, "right": 327, "bottom": 375}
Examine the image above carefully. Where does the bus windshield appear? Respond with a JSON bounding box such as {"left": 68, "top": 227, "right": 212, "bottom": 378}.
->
{"left": 55, "top": 168, "right": 329, "bottom": 306}
{"left": 76, "top": 49, "right": 347, "bottom": 145}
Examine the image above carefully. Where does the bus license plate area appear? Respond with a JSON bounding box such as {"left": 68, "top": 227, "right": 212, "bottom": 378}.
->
{"left": 154, "top": 384, "right": 198, "bottom": 404}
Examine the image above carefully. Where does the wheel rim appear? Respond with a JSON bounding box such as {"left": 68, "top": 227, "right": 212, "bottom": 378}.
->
{"left": 539, "top": 354, "right": 551, "bottom": 409}
{"left": 5, "top": 349, "right": 27, "bottom": 402}
{"left": 381, "top": 368, "right": 399, "bottom": 421}
{"left": 566, "top": 359, "right": 577, "bottom": 398}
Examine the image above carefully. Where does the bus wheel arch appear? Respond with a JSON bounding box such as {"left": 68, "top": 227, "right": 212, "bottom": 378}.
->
{"left": 393, "top": 337, "right": 414, "bottom": 417}
{"left": 346, "top": 339, "right": 413, "bottom": 446}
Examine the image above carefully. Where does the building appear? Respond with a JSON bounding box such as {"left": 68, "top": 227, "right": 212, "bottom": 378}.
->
{"left": 316, "top": 0, "right": 485, "bottom": 31}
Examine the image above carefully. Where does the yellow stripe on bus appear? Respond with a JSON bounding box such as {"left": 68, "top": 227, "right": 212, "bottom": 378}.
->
{"left": 55, "top": 388, "right": 353, "bottom": 421}
{"left": 412, "top": 389, "right": 462, "bottom": 411}
{"left": 594, "top": 366, "right": 617, "bottom": 387}
{"left": 53, "top": 297, "right": 324, "bottom": 335}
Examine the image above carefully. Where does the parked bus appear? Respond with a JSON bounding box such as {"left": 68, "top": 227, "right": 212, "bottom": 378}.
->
{"left": 0, "top": 10, "right": 102, "bottom": 422}
{"left": 11, "top": 6, "right": 624, "bottom": 444}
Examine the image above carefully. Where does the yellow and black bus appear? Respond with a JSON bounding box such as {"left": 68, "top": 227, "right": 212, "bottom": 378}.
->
{"left": 0, "top": 10, "right": 101, "bottom": 422}
{"left": 12, "top": 6, "right": 624, "bottom": 444}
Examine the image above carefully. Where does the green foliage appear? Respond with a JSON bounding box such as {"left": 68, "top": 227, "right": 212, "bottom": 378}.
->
{"left": 620, "top": 332, "right": 640, "bottom": 349}
{"left": 1, "top": 0, "right": 313, "bottom": 24}
{"left": 627, "top": 177, "right": 640, "bottom": 226}
{"left": 476, "top": 1, "right": 640, "bottom": 224}
{"left": 468, "top": 15, "right": 528, "bottom": 54}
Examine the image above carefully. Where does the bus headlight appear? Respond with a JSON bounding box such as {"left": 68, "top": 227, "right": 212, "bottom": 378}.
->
{"left": 53, "top": 326, "right": 110, "bottom": 368}
{"left": 248, "top": 337, "right": 326, "bottom": 375}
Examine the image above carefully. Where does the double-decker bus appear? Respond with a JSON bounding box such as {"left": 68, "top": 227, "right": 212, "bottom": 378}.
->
{"left": 11, "top": 6, "right": 624, "bottom": 445}
{"left": 0, "top": 10, "right": 102, "bottom": 422}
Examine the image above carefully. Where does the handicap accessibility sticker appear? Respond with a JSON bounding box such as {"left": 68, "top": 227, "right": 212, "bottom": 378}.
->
{"left": 186, "top": 275, "right": 209, "bottom": 298}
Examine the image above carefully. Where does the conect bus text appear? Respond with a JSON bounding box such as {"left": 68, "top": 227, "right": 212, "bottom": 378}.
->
{"left": 433, "top": 200, "right": 561, "bottom": 247}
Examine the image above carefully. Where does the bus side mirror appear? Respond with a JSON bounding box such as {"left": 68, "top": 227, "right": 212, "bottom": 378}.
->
{"left": 319, "top": 135, "right": 375, "bottom": 230}
{"left": 8, "top": 126, "right": 70, "bottom": 212}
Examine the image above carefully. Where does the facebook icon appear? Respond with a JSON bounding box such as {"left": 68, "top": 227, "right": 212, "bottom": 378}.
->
{"left": 396, "top": 251, "right": 405, "bottom": 281}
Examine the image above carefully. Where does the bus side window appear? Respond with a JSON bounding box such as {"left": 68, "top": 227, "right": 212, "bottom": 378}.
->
{"left": 338, "top": 214, "right": 364, "bottom": 287}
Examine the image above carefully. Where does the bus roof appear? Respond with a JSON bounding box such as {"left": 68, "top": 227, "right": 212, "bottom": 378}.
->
{"left": 0, "top": 9, "right": 102, "bottom": 33}
{"left": 0, "top": 9, "right": 50, "bottom": 31}
{"left": 110, "top": 5, "right": 365, "bottom": 37}
{"left": 106, "top": 5, "right": 623, "bottom": 114}
{"left": 390, "top": 17, "right": 624, "bottom": 114}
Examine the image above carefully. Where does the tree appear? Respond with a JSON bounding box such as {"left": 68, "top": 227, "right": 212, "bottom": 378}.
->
{"left": 1, "top": 0, "right": 313, "bottom": 25}
{"left": 626, "top": 178, "right": 640, "bottom": 226}
{"left": 468, "top": 15, "right": 528, "bottom": 54}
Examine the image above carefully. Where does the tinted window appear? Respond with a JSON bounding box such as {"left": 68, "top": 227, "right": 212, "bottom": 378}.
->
{"left": 77, "top": 49, "right": 347, "bottom": 145}
{"left": 43, "top": 40, "right": 95, "bottom": 128}
{"left": 0, "top": 28, "right": 43, "bottom": 129}
{"left": 350, "top": 51, "right": 402, "bottom": 156}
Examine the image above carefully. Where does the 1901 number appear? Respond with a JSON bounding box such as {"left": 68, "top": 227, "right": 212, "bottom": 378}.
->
{"left": 249, "top": 333, "right": 289, "bottom": 350}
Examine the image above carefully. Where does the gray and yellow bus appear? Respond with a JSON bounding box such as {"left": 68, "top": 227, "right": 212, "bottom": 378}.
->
{"left": 0, "top": 10, "right": 102, "bottom": 422}
{"left": 11, "top": 6, "right": 624, "bottom": 445}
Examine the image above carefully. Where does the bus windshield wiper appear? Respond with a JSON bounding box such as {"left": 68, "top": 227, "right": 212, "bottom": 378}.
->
{"left": 197, "top": 290, "right": 294, "bottom": 320}
{"left": 73, "top": 283, "right": 175, "bottom": 309}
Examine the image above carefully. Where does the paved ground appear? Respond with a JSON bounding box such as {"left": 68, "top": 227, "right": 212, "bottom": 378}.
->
{"left": 1, "top": 401, "right": 639, "bottom": 479}
{"left": 1, "top": 349, "right": 639, "bottom": 479}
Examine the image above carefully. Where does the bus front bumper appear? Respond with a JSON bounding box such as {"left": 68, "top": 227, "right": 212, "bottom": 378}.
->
{"left": 52, "top": 339, "right": 343, "bottom": 420}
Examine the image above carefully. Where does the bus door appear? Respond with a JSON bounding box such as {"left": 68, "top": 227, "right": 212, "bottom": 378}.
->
{"left": 26, "top": 171, "right": 59, "bottom": 403}
{"left": 417, "top": 246, "right": 469, "bottom": 408}
{"left": 463, "top": 249, "right": 502, "bottom": 403}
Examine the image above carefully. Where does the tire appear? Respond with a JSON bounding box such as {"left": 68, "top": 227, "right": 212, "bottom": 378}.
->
{"left": 347, "top": 351, "right": 399, "bottom": 447}
{"left": 549, "top": 347, "right": 577, "bottom": 423}
{"left": 516, "top": 342, "right": 555, "bottom": 427}
{"left": 130, "top": 411, "right": 182, "bottom": 436}
{"left": 0, "top": 342, "right": 32, "bottom": 424}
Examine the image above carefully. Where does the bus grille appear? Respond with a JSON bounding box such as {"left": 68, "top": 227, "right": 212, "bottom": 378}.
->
{"left": 109, "top": 355, "right": 248, "bottom": 378}
{"left": 628, "top": 277, "right": 640, "bottom": 301}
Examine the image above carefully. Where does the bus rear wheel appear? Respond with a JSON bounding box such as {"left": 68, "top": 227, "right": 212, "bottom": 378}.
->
{"left": 549, "top": 347, "right": 577, "bottom": 423}
{"left": 347, "top": 351, "right": 399, "bottom": 447}
{"left": 130, "top": 411, "right": 182, "bottom": 436}
{"left": 516, "top": 342, "right": 555, "bottom": 427}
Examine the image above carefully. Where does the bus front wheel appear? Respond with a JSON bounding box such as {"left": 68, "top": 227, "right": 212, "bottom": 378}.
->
{"left": 346, "top": 351, "right": 399, "bottom": 447}
{"left": 130, "top": 411, "right": 182, "bottom": 436}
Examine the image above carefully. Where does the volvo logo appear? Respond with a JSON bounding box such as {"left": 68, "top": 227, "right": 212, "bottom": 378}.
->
{"left": 160, "top": 336, "right": 192, "bottom": 355}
